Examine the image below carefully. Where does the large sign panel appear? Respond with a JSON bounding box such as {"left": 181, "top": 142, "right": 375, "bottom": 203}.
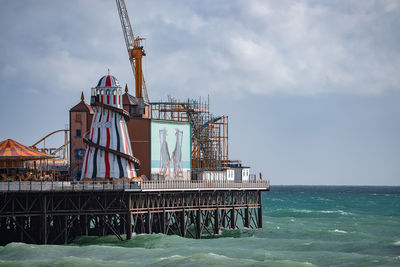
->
{"left": 151, "top": 121, "right": 191, "bottom": 180}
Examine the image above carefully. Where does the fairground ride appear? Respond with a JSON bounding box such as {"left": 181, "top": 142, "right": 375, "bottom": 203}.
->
{"left": 31, "top": 129, "right": 70, "bottom": 165}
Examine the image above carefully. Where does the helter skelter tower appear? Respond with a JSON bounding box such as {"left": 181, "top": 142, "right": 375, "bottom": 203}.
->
{"left": 81, "top": 74, "right": 140, "bottom": 179}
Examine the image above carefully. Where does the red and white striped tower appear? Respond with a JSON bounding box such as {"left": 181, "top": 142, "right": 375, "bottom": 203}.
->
{"left": 81, "top": 74, "right": 140, "bottom": 179}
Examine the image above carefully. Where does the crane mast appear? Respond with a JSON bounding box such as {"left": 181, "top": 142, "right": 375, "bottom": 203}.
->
{"left": 116, "top": 0, "right": 149, "bottom": 103}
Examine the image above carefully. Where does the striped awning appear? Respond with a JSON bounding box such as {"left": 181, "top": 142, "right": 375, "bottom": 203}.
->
{"left": 0, "top": 139, "right": 55, "bottom": 160}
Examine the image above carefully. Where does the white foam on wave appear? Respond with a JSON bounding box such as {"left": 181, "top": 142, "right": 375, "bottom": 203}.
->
{"left": 207, "top": 253, "right": 228, "bottom": 258}
{"left": 329, "top": 229, "right": 347, "bottom": 234}
{"left": 291, "top": 209, "right": 313, "bottom": 213}
{"left": 286, "top": 209, "right": 352, "bottom": 215}
{"left": 320, "top": 210, "right": 352, "bottom": 215}
{"left": 393, "top": 241, "right": 400, "bottom": 246}
{"left": 159, "top": 255, "right": 184, "bottom": 260}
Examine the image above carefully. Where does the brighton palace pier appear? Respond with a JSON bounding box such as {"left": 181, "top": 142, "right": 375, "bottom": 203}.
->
{"left": 0, "top": 74, "right": 269, "bottom": 245}
{"left": 0, "top": 0, "right": 269, "bottom": 245}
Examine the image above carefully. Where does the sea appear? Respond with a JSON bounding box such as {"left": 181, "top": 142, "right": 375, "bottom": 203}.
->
{"left": 0, "top": 186, "right": 399, "bottom": 266}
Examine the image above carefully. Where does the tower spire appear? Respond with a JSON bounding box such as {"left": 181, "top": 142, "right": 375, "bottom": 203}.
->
{"left": 81, "top": 91, "right": 84, "bottom": 101}
{"left": 125, "top": 84, "right": 128, "bottom": 93}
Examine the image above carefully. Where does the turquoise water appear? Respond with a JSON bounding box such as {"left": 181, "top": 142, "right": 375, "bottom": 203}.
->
{"left": 1, "top": 186, "right": 399, "bottom": 266}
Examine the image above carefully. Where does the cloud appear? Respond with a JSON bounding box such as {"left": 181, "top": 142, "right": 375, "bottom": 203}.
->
{"left": 0, "top": 0, "right": 399, "bottom": 98}
{"left": 142, "top": 0, "right": 400, "bottom": 96}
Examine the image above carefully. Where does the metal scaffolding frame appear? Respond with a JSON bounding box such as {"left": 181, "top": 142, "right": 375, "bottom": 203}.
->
{"left": 149, "top": 97, "right": 230, "bottom": 174}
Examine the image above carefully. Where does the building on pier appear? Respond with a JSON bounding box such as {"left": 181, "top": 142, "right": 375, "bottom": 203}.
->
{"left": 81, "top": 75, "right": 140, "bottom": 179}
{"left": 70, "top": 86, "right": 251, "bottom": 181}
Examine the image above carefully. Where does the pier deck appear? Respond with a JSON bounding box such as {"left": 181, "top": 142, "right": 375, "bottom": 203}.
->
{"left": 0, "top": 181, "right": 269, "bottom": 245}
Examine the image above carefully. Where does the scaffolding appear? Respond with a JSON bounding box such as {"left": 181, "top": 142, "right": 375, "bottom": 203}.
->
{"left": 149, "top": 97, "right": 229, "bottom": 174}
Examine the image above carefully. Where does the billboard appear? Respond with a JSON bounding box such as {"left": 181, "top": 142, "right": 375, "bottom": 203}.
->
{"left": 151, "top": 121, "right": 191, "bottom": 180}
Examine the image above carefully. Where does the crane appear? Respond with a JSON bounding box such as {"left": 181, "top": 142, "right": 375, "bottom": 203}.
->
{"left": 116, "top": 0, "right": 149, "bottom": 103}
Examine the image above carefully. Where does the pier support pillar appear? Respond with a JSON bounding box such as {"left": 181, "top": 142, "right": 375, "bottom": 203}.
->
{"left": 126, "top": 195, "right": 132, "bottom": 239}
{"left": 180, "top": 210, "right": 186, "bottom": 237}
{"left": 146, "top": 211, "right": 151, "bottom": 234}
{"left": 18, "top": 217, "right": 24, "bottom": 242}
{"left": 195, "top": 209, "right": 201, "bottom": 239}
{"left": 41, "top": 195, "right": 47, "bottom": 244}
{"left": 161, "top": 210, "right": 166, "bottom": 234}
{"left": 83, "top": 215, "right": 89, "bottom": 236}
{"left": 126, "top": 212, "right": 132, "bottom": 240}
{"left": 100, "top": 215, "right": 105, "bottom": 236}
{"left": 221, "top": 210, "right": 226, "bottom": 228}
{"left": 257, "top": 191, "right": 263, "bottom": 228}
{"left": 63, "top": 215, "right": 68, "bottom": 244}
{"left": 230, "top": 207, "right": 236, "bottom": 229}
{"left": 244, "top": 192, "right": 250, "bottom": 228}
{"left": 244, "top": 207, "right": 250, "bottom": 228}
{"left": 214, "top": 208, "right": 220, "bottom": 234}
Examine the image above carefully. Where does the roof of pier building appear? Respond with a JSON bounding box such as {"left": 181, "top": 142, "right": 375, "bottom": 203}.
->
{"left": 70, "top": 92, "right": 94, "bottom": 113}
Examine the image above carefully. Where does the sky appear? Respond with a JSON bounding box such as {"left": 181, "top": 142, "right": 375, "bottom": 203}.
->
{"left": 0, "top": 0, "right": 399, "bottom": 185}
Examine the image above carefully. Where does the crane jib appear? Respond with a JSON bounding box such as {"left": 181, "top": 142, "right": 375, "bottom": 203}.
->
{"left": 115, "top": 0, "right": 149, "bottom": 103}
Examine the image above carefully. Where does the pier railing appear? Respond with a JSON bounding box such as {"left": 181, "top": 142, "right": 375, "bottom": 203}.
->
{"left": 0, "top": 180, "right": 269, "bottom": 192}
{"left": 141, "top": 180, "right": 269, "bottom": 191}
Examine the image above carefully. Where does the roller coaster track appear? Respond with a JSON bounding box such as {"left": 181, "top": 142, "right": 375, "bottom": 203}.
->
{"left": 31, "top": 129, "right": 69, "bottom": 148}
{"left": 31, "top": 129, "right": 70, "bottom": 159}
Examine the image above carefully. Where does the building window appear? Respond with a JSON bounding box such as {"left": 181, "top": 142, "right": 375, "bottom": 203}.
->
{"left": 76, "top": 114, "right": 81, "bottom": 122}
{"left": 76, "top": 129, "right": 81, "bottom": 137}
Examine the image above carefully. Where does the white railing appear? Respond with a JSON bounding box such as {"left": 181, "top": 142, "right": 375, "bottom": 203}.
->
{"left": 141, "top": 180, "right": 270, "bottom": 191}
{"left": 0, "top": 181, "right": 139, "bottom": 192}
{"left": 0, "top": 180, "right": 269, "bottom": 192}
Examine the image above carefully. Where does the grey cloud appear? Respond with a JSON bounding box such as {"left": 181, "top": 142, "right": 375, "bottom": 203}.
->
{"left": 2, "top": 0, "right": 399, "bottom": 97}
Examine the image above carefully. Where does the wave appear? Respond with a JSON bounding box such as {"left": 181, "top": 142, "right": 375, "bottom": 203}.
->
{"left": 152, "top": 252, "right": 317, "bottom": 267}
{"left": 320, "top": 210, "right": 352, "bottom": 215}
{"left": 269, "top": 208, "right": 353, "bottom": 217}
{"left": 393, "top": 241, "right": 400, "bottom": 246}
{"left": 329, "top": 229, "right": 348, "bottom": 234}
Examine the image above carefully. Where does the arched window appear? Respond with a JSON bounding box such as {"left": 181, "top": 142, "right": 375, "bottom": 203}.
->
{"left": 113, "top": 89, "right": 117, "bottom": 95}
